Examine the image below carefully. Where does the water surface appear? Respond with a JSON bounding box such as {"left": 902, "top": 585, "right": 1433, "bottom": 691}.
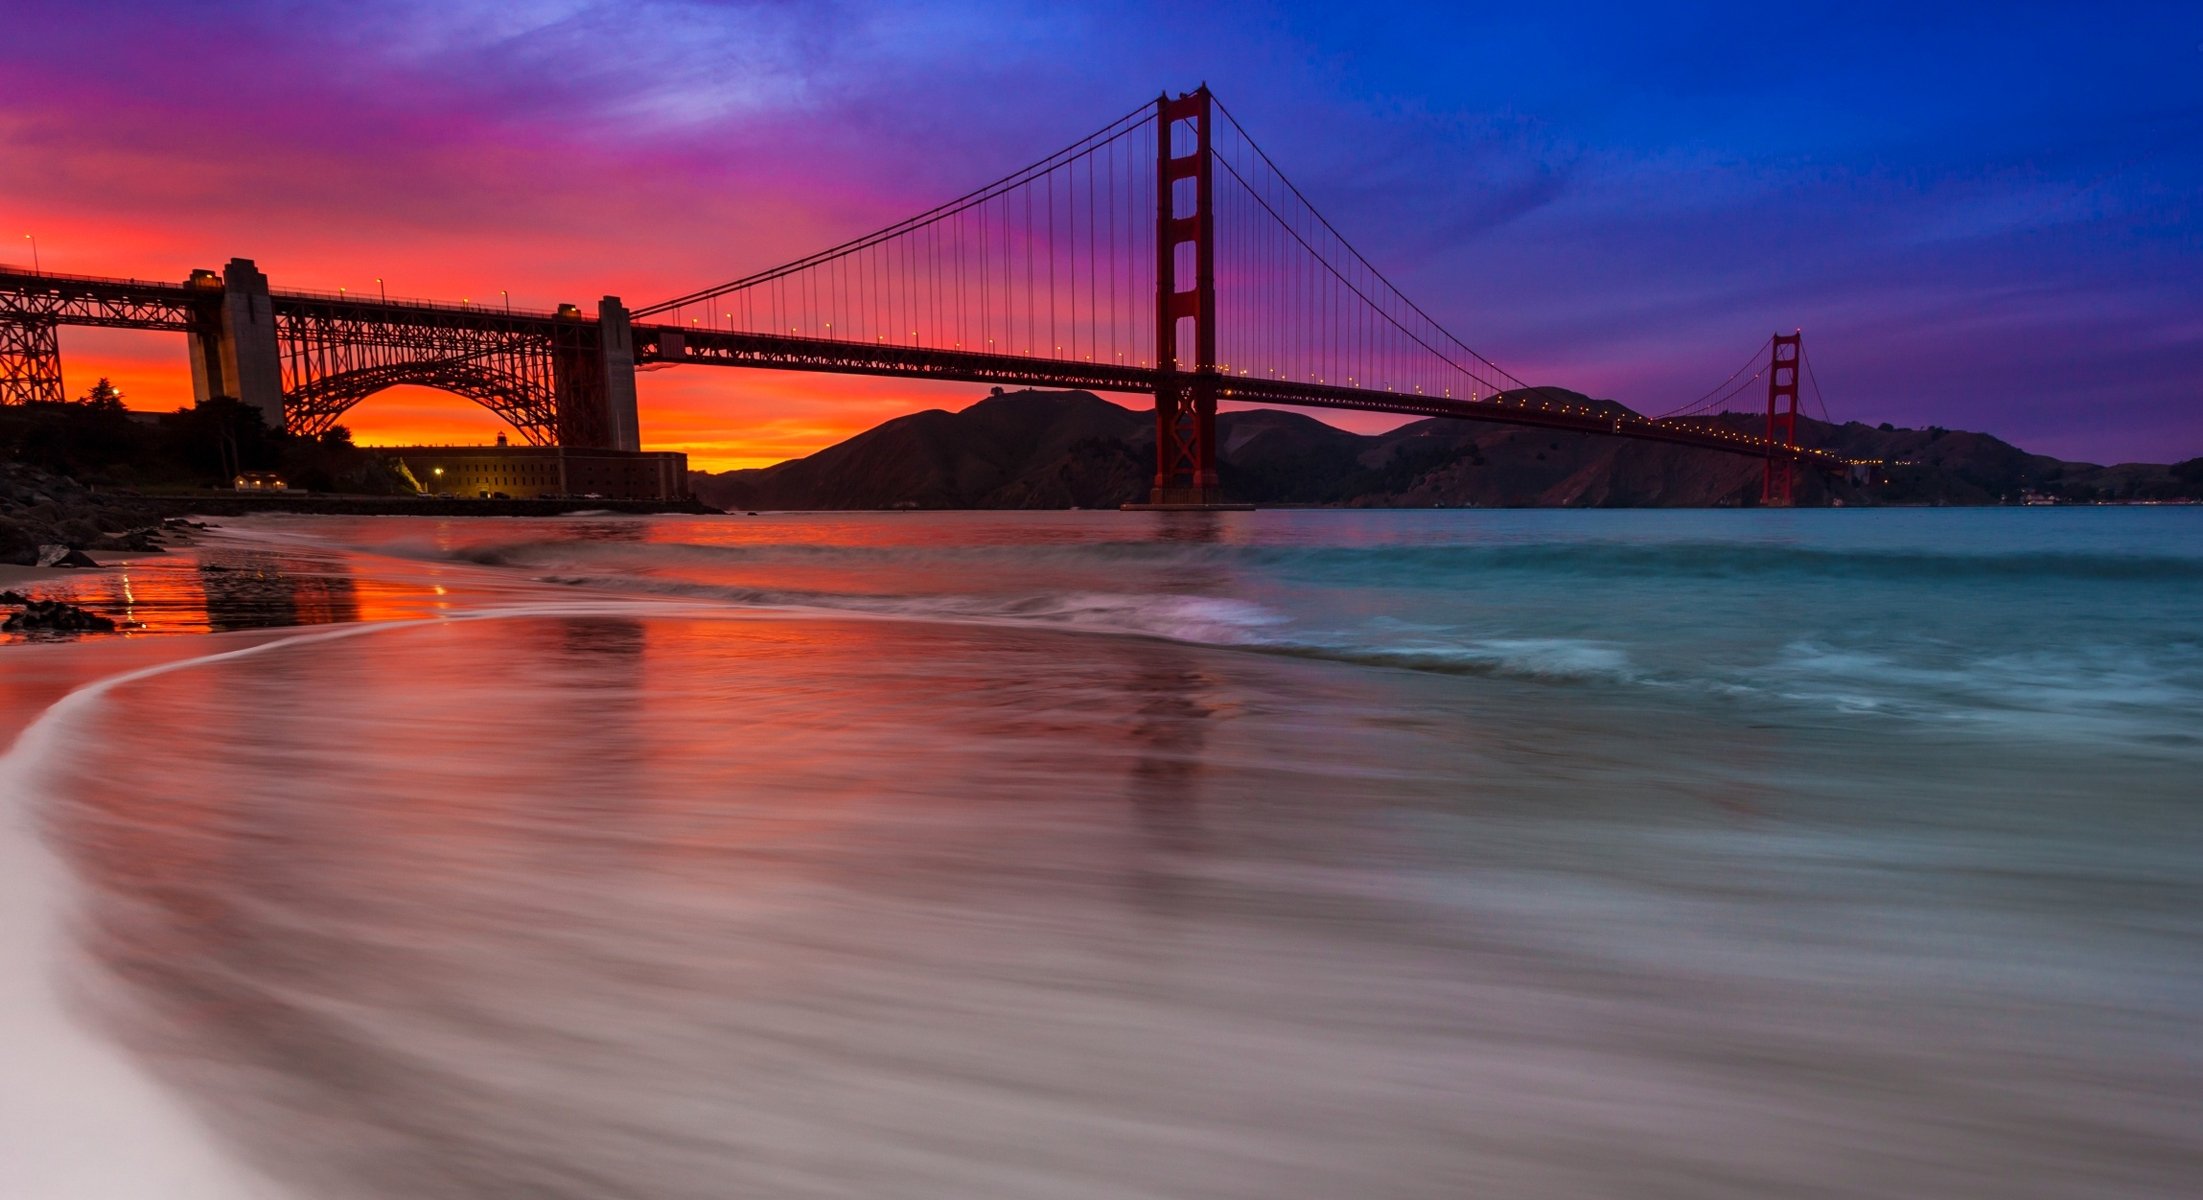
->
{"left": 5, "top": 508, "right": 2199, "bottom": 1198}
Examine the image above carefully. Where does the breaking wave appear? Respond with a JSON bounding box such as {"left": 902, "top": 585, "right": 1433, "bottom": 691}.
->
{"left": 397, "top": 533, "right": 2203, "bottom": 588}
{"left": 190, "top": 511, "right": 2203, "bottom": 727}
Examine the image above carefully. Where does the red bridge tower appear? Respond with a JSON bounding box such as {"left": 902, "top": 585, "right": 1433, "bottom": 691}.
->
{"left": 1147, "top": 86, "right": 1225, "bottom": 507}
{"left": 1763, "top": 330, "right": 1802, "bottom": 505}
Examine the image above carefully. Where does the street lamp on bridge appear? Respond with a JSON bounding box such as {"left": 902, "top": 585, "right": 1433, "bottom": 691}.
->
{"left": 22, "top": 234, "right": 37, "bottom": 272}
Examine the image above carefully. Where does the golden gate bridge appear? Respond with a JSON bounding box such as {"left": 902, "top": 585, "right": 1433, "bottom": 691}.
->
{"left": 1, "top": 87, "right": 1845, "bottom": 506}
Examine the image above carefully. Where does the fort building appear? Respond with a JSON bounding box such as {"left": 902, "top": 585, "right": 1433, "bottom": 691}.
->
{"left": 378, "top": 443, "right": 688, "bottom": 501}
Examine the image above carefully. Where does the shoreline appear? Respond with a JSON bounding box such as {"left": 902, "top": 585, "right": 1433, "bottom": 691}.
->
{"left": 0, "top": 564, "right": 78, "bottom": 588}
{"left": 1, "top": 549, "right": 171, "bottom": 589}
{"left": 0, "top": 506, "right": 2198, "bottom": 1198}
{"left": 0, "top": 622, "right": 396, "bottom": 1200}
{"left": 142, "top": 493, "right": 719, "bottom": 518}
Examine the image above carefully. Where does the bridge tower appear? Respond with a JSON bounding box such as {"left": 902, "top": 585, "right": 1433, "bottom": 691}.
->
{"left": 545, "top": 298, "right": 642, "bottom": 451}
{"left": 1763, "top": 330, "right": 1801, "bottom": 505}
{"left": 1149, "top": 86, "right": 1223, "bottom": 506}
{"left": 594, "top": 298, "right": 642, "bottom": 453}
{"left": 0, "top": 317, "right": 64, "bottom": 404}
{"left": 189, "top": 258, "right": 285, "bottom": 428}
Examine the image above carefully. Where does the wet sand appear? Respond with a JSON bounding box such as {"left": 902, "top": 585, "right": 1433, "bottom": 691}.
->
{"left": 5, "top": 510, "right": 2199, "bottom": 1198}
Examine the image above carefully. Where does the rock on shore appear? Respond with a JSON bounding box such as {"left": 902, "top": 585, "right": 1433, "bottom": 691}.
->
{"left": 2, "top": 599, "right": 118, "bottom": 633}
{"left": 0, "top": 462, "right": 167, "bottom": 566}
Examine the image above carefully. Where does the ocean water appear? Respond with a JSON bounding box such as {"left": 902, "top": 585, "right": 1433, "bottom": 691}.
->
{"left": 2, "top": 508, "right": 2199, "bottom": 1198}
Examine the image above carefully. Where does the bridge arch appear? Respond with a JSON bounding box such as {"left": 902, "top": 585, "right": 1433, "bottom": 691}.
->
{"left": 284, "top": 360, "right": 560, "bottom": 445}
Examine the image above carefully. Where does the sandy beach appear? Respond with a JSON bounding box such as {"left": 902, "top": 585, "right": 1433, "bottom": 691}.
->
{"left": 2, "top": 509, "right": 2197, "bottom": 1198}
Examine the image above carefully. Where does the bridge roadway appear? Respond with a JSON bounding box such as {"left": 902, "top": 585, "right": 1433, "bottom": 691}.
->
{"left": 632, "top": 324, "right": 1843, "bottom": 466}
{"left": 1, "top": 263, "right": 630, "bottom": 448}
{"left": 0, "top": 265, "right": 573, "bottom": 335}
{"left": 3, "top": 264, "right": 1841, "bottom": 470}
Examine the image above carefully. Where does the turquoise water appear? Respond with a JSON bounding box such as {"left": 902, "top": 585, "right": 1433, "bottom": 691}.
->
{"left": 352, "top": 506, "right": 2203, "bottom": 746}
{"left": 4, "top": 508, "right": 2199, "bottom": 1197}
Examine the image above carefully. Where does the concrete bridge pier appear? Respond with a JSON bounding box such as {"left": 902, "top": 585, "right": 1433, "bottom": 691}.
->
{"left": 597, "top": 297, "right": 641, "bottom": 453}
{"left": 549, "top": 297, "right": 642, "bottom": 451}
{"left": 189, "top": 257, "right": 284, "bottom": 428}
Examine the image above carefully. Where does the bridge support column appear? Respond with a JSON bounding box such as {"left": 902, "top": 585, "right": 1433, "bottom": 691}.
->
{"left": 1762, "top": 330, "right": 1801, "bottom": 505}
{"left": 598, "top": 298, "right": 641, "bottom": 452}
{"left": 1138, "top": 85, "right": 1237, "bottom": 509}
{"left": 186, "top": 318, "right": 225, "bottom": 404}
{"left": 190, "top": 258, "right": 284, "bottom": 429}
{"left": 0, "top": 318, "right": 64, "bottom": 404}
{"left": 1148, "top": 374, "right": 1221, "bottom": 506}
{"left": 549, "top": 297, "right": 641, "bottom": 449}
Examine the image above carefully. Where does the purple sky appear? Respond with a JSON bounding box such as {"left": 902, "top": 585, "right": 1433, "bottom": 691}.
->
{"left": 4, "top": 1, "right": 2198, "bottom": 464}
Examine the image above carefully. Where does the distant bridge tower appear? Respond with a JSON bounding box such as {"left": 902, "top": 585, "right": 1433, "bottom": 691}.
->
{"left": 1763, "top": 330, "right": 1801, "bottom": 505}
{"left": 1150, "top": 86, "right": 1222, "bottom": 506}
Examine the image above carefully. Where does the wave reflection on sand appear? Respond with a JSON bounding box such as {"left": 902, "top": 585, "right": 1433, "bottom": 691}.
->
{"left": 4, "top": 508, "right": 2200, "bottom": 1198}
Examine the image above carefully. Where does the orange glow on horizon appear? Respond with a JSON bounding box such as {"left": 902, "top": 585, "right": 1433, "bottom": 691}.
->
{"left": 56, "top": 334, "right": 1415, "bottom": 474}
{"left": 20, "top": 195, "right": 1418, "bottom": 474}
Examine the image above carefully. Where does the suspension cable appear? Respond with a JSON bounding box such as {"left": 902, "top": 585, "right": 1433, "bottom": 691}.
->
{"left": 635, "top": 102, "right": 1156, "bottom": 317}
{"left": 1654, "top": 334, "right": 1773, "bottom": 419}
{"left": 1210, "top": 96, "right": 1517, "bottom": 382}
{"left": 1802, "top": 346, "right": 1833, "bottom": 424}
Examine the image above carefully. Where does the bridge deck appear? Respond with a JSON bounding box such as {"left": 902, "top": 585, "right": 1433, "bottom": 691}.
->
{"left": 0, "top": 266, "right": 207, "bottom": 331}
{"left": 5, "top": 266, "right": 1842, "bottom": 469}
{"left": 633, "top": 324, "right": 1841, "bottom": 466}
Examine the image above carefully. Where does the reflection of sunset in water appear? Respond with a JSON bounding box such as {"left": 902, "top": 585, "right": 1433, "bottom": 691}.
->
{"left": 7, "top": 510, "right": 2201, "bottom": 1199}
{"left": 7, "top": 556, "right": 389, "bottom": 638}
{"left": 5, "top": 526, "right": 566, "bottom": 642}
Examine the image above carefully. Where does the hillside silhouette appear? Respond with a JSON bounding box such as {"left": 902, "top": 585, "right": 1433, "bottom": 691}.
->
{"left": 691, "top": 389, "right": 2202, "bottom": 509}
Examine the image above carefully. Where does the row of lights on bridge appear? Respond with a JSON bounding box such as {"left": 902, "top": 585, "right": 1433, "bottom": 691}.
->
{"left": 639, "top": 302, "right": 1835, "bottom": 463}
{"left": 332, "top": 279, "right": 389, "bottom": 303}
{"left": 8, "top": 234, "right": 1846, "bottom": 467}
{"left": 322, "top": 280, "right": 520, "bottom": 311}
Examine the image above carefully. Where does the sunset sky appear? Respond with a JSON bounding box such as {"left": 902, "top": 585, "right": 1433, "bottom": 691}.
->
{"left": 5, "top": 1, "right": 2197, "bottom": 470}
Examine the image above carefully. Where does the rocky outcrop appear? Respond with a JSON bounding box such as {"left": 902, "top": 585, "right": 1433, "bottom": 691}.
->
{"left": 2, "top": 598, "right": 118, "bottom": 633}
{"left": 34, "top": 545, "right": 101, "bottom": 568}
{"left": 0, "top": 462, "right": 167, "bottom": 565}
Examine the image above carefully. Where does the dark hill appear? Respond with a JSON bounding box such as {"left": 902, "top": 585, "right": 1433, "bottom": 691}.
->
{"left": 690, "top": 389, "right": 2202, "bottom": 510}
{"left": 699, "top": 391, "right": 1151, "bottom": 510}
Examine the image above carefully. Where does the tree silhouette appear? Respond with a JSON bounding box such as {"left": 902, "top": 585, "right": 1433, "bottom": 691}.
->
{"left": 77, "top": 377, "right": 125, "bottom": 409}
